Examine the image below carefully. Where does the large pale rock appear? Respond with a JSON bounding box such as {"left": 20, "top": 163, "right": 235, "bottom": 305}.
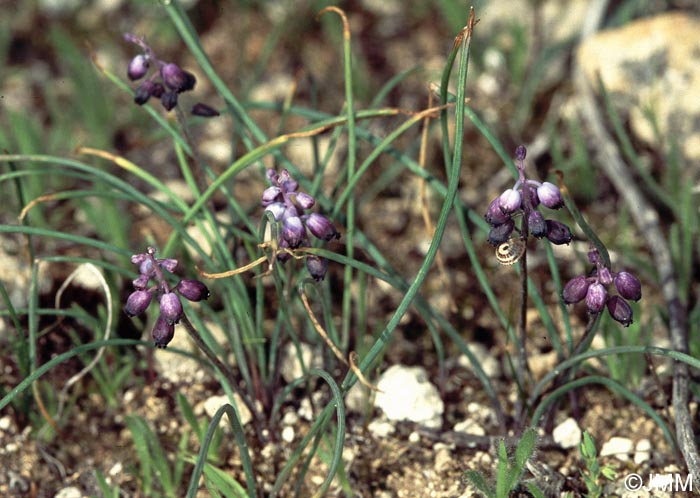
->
{"left": 375, "top": 365, "right": 443, "bottom": 428}
{"left": 578, "top": 13, "right": 700, "bottom": 162}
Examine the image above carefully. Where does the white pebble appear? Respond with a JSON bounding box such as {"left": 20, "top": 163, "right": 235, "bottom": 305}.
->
{"left": 375, "top": 365, "right": 444, "bottom": 428}
{"left": 552, "top": 417, "right": 582, "bottom": 449}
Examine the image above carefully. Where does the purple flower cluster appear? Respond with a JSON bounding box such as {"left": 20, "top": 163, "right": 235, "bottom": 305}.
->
{"left": 123, "top": 33, "right": 218, "bottom": 116}
{"left": 262, "top": 169, "right": 340, "bottom": 280}
{"left": 485, "top": 145, "right": 572, "bottom": 246}
{"left": 125, "top": 247, "right": 210, "bottom": 348}
{"left": 562, "top": 247, "right": 641, "bottom": 326}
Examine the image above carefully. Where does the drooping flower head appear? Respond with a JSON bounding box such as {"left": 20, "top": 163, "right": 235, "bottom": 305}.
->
{"left": 262, "top": 169, "right": 340, "bottom": 280}
{"left": 125, "top": 247, "right": 210, "bottom": 347}
{"left": 484, "top": 146, "right": 571, "bottom": 249}
{"left": 561, "top": 247, "right": 642, "bottom": 326}
{"left": 123, "top": 33, "right": 218, "bottom": 117}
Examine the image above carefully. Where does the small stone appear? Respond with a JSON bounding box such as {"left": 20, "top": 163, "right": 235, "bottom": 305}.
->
{"left": 202, "top": 393, "right": 252, "bottom": 427}
{"left": 434, "top": 447, "right": 452, "bottom": 473}
{"left": 344, "top": 382, "right": 369, "bottom": 413}
{"left": 281, "top": 425, "right": 295, "bottom": 443}
{"left": 408, "top": 431, "right": 421, "bottom": 443}
{"left": 458, "top": 342, "right": 500, "bottom": 377}
{"left": 453, "top": 419, "right": 485, "bottom": 436}
{"left": 280, "top": 342, "right": 319, "bottom": 383}
{"left": 54, "top": 487, "right": 83, "bottom": 498}
{"left": 368, "top": 419, "right": 395, "bottom": 438}
{"left": 281, "top": 410, "right": 298, "bottom": 426}
{"left": 600, "top": 436, "right": 633, "bottom": 462}
{"left": 375, "top": 365, "right": 444, "bottom": 428}
{"left": 108, "top": 462, "right": 123, "bottom": 477}
{"left": 553, "top": 417, "right": 582, "bottom": 449}
{"left": 0, "top": 415, "right": 12, "bottom": 431}
{"left": 298, "top": 398, "right": 313, "bottom": 421}
{"left": 634, "top": 438, "right": 652, "bottom": 464}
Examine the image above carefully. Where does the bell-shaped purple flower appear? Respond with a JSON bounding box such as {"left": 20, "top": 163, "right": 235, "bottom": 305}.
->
{"left": 537, "top": 182, "right": 564, "bottom": 209}
{"left": 614, "top": 271, "right": 642, "bottom": 301}
{"left": 161, "top": 63, "right": 196, "bottom": 93}
{"left": 607, "top": 295, "right": 633, "bottom": 326}
{"left": 160, "top": 91, "right": 179, "bottom": 111}
{"left": 132, "top": 274, "right": 150, "bottom": 290}
{"left": 191, "top": 102, "right": 220, "bottom": 117}
{"left": 125, "top": 290, "right": 153, "bottom": 317}
{"left": 281, "top": 216, "right": 306, "bottom": 248}
{"left": 485, "top": 197, "right": 510, "bottom": 226}
{"left": 545, "top": 220, "right": 572, "bottom": 245}
{"left": 586, "top": 282, "right": 607, "bottom": 314}
{"left": 498, "top": 188, "right": 521, "bottom": 214}
{"left": 487, "top": 219, "right": 515, "bottom": 246}
{"left": 128, "top": 54, "right": 150, "bottom": 81}
{"left": 528, "top": 210, "right": 547, "bottom": 238}
{"left": 597, "top": 266, "right": 613, "bottom": 286}
{"left": 158, "top": 258, "right": 178, "bottom": 273}
{"left": 261, "top": 187, "right": 282, "bottom": 206}
{"left": 295, "top": 192, "right": 315, "bottom": 210}
{"left": 159, "top": 292, "right": 183, "bottom": 324}
{"left": 134, "top": 80, "right": 164, "bottom": 105}
{"left": 306, "top": 213, "right": 340, "bottom": 242}
{"left": 176, "top": 279, "right": 210, "bottom": 302}
{"left": 264, "top": 203, "right": 286, "bottom": 221}
{"left": 562, "top": 275, "right": 590, "bottom": 304}
{"left": 306, "top": 256, "right": 329, "bottom": 281}
{"left": 152, "top": 314, "right": 175, "bottom": 348}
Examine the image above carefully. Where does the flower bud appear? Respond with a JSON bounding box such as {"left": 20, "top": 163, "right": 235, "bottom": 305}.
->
{"left": 281, "top": 216, "right": 306, "bottom": 248}
{"left": 305, "top": 213, "right": 340, "bottom": 242}
{"left": 545, "top": 220, "right": 572, "bottom": 245}
{"left": 537, "top": 182, "right": 564, "bottom": 209}
{"left": 614, "top": 271, "right": 641, "bottom": 301}
{"left": 133, "top": 80, "right": 163, "bottom": 105}
{"left": 161, "top": 63, "right": 196, "bottom": 92}
{"left": 585, "top": 282, "right": 607, "bottom": 314}
{"left": 176, "top": 279, "right": 210, "bottom": 302}
{"left": 306, "top": 256, "right": 329, "bottom": 281}
{"left": 522, "top": 185, "right": 540, "bottom": 209}
{"left": 125, "top": 290, "right": 152, "bottom": 316}
{"left": 276, "top": 237, "right": 291, "bottom": 263}
{"left": 159, "top": 292, "right": 183, "bottom": 324}
{"left": 152, "top": 314, "right": 175, "bottom": 348}
{"left": 266, "top": 169, "right": 279, "bottom": 184}
{"left": 562, "top": 275, "right": 590, "bottom": 304}
{"left": 487, "top": 219, "right": 515, "bottom": 246}
{"left": 485, "top": 197, "right": 509, "bottom": 226}
{"left": 265, "top": 203, "right": 285, "bottom": 221}
{"left": 587, "top": 247, "right": 601, "bottom": 265}
{"left": 515, "top": 145, "right": 527, "bottom": 161}
{"left": 607, "top": 295, "right": 633, "bottom": 326}
{"left": 191, "top": 102, "right": 220, "bottom": 117}
{"left": 158, "top": 258, "right": 178, "bottom": 273}
{"left": 528, "top": 210, "right": 547, "bottom": 238}
{"left": 295, "top": 192, "right": 315, "bottom": 210}
{"left": 132, "top": 274, "right": 150, "bottom": 290}
{"left": 498, "top": 188, "right": 521, "bottom": 214}
{"left": 597, "top": 266, "right": 613, "bottom": 286}
{"left": 127, "top": 54, "right": 149, "bottom": 81}
{"left": 160, "top": 91, "right": 179, "bottom": 111}
{"left": 261, "top": 187, "right": 282, "bottom": 206}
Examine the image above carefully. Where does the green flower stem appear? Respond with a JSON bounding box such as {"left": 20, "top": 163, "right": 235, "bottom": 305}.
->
{"left": 179, "top": 314, "right": 265, "bottom": 443}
